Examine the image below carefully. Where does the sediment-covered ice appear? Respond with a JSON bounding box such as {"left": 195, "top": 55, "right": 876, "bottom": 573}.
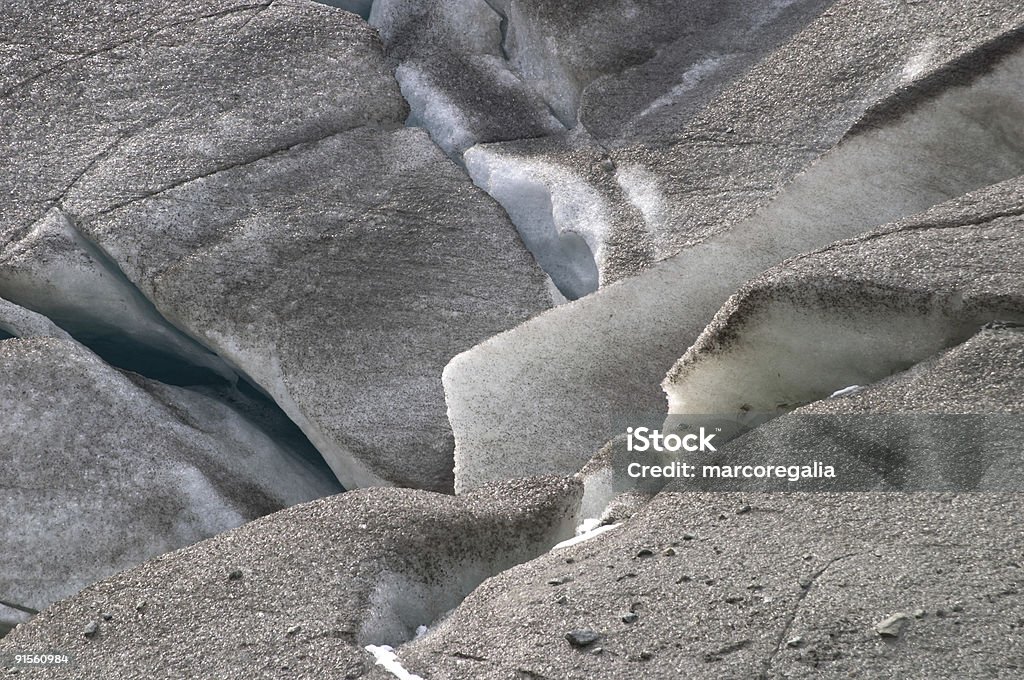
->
{"left": 393, "top": 493, "right": 1024, "bottom": 679}
{"left": 0, "top": 477, "right": 580, "bottom": 676}
{"left": 0, "top": 325, "right": 340, "bottom": 612}
{"left": 447, "top": 13, "right": 1024, "bottom": 491}
{"left": 0, "top": 208, "right": 234, "bottom": 384}
{"left": 459, "top": 2, "right": 1024, "bottom": 288}
{"left": 3, "top": 0, "right": 551, "bottom": 493}
{"left": 317, "top": 0, "right": 373, "bottom": 19}
{"left": 75, "top": 127, "right": 550, "bottom": 492}
{"left": 371, "top": 0, "right": 834, "bottom": 290}
{"left": 1, "top": 0, "right": 407, "bottom": 242}
{"left": 370, "top": 0, "right": 564, "bottom": 156}
{"left": 0, "top": 295, "right": 73, "bottom": 341}
{"left": 464, "top": 136, "right": 615, "bottom": 298}
{"left": 663, "top": 177, "right": 1024, "bottom": 421}
{"left": 681, "top": 324, "right": 1024, "bottom": 491}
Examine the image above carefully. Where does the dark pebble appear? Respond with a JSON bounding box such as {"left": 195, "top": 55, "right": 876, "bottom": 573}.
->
{"left": 565, "top": 630, "right": 601, "bottom": 648}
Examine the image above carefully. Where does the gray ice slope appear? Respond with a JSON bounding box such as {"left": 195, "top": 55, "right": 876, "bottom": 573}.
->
{"left": 0, "top": 208, "right": 234, "bottom": 384}
{"left": 74, "top": 127, "right": 550, "bottom": 493}
{"left": 369, "top": 0, "right": 564, "bottom": 157}
{"left": 0, "top": 304, "right": 339, "bottom": 612}
{"left": 394, "top": 493, "right": 1024, "bottom": 679}
{"left": 447, "top": 10, "right": 1024, "bottom": 491}
{"left": 679, "top": 325, "right": 1024, "bottom": 492}
{"left": 664, "top": 177, "right": 1024, "bottom": 421}
{"left": 373, "top": 0, "right": 832, "bottom": 295}
{"left": 464, "top": 1, "right": 1024, "bottom": 287}
{"left": 2, "top": 0, "right": 551, "bottom": 492}
{"left": 0, "top": 477, "right": 581, "bottom": 679}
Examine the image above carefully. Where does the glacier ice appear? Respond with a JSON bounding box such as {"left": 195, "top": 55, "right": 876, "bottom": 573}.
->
{"left": 663, "top": 176, "right": 1024, "bottom": 423}
{"left": 447, "top": 23, "right": 1024, "bottom": 491}
{"left": 0, "top": 208, "right": 235, "bottom": 385}
{"left": 2, "top": 476, "right": 581, "bottom": 675}
{"left": 686, "top": 324, "right": 1024, "bottom": 491}
{"left": 0, "top": 329, "right": 340, "bottom": 612}
{"left": 74, "top": 128, "right": 550, "bottom": 492}
{"left": 2, "top": 0, "right": 551, "bottom": 493}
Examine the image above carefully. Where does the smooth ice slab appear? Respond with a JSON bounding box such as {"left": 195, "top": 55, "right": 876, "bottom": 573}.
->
{"left": 77, "top": 128, "right": 551, "bottom": 492}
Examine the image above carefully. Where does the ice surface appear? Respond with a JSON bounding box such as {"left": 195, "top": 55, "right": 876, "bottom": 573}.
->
{"left": 1, "top": 476, "right": 582, "bottom": 675}
{"left": 551, "top": 523, "right": 619, "bottom": 550}
{"left": 75, "top": 127, "right": 550, "bottom": 493}
{"left": 371, "top": 0, "right": 563, "bottom": 159}
{"left": 664, "top": 178, "right": 1024, "bottom": 426}
{"left": 0, "top": 295, "right": 73, "bottom": 341}
{"left": 317, "top": 0, "right": 374, "bottom": 20}
{"left": 828, "top": 385, "right": 864, "bottom": 399}
{"left": 696, "top": 326, "right": 1024, "bottom": 491}
{"left": 1, "top": 336, "right": 340, "bottom": 611}
{"left": 0, "top": 209, "right": 235, "bottom": 384}
{"left": 465, "top": 145, "right": 603, "bottom": 299}
{"left": 448, "top": 37, "right": 1024, "bottom": 491}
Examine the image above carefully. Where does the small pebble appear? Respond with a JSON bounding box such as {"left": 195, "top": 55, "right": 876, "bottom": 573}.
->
{"left": 287, "top": 625, "right": 301, "bottom": 636}
{"left": 565, "top": 629, "right": 600, "bottom": 648}
{"left": 663, "top": 547, "right": 677, "bottom": 557}
{"left": 82, "top": 621, "right": 99, "bottom": 638}
{"left": 228, "top": 569, "right": 244, "bottom": 581}
{"left": 875, "top": 613, "right": 912, "bottom": 638}
{"left": 101, "top": 612, "right": 113, "bottom": 621}
{"left": 682, "top": 533, "right": 696, "bottom": 541}
{"left": 736, "top": 505, "right": 752, "bottom": 515}
{"left": 786, "top": 636, "right": 803, "bottom": 648}
{"left": 636, "top": 549, "right": 655, "bottom": 558}
{"left": 622, "top": 612, "right": 639, "bottom": 624}
{"left": 913, "top": 608, "right": 927, "bottom": 619}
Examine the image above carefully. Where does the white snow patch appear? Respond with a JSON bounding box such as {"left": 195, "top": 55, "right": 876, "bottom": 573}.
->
{"left": 552, "top": 520, "right": 619, "bottom": 549}
{"left": 638, "top": 56, "right": 727, "bottom": 119}
{"left": 464, "top": 146, "right": 603, "bottom": 299}
{"left": 902, "top": 40, "right": 938, "bottom": 83}
{"left": 365, "top": 645, "right": 424, "bottom": 680}
{"left": 829, "top": 385, "right": 864, "bottom": 399}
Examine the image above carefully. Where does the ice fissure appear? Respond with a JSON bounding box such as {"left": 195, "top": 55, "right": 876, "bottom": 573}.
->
{"left": 0, "top": 209, "right": 340, "bottom": 488}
